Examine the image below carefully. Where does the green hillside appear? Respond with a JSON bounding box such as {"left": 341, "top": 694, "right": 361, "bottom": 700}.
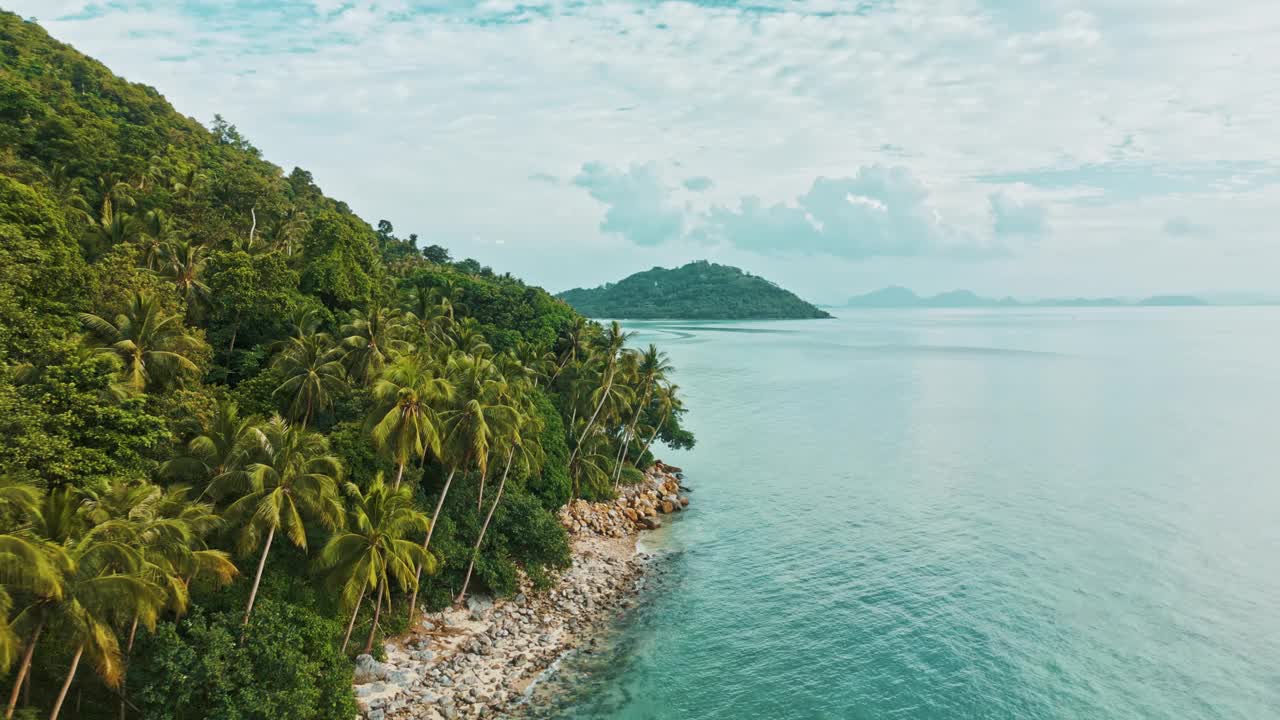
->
{"left": 558, "top": 260, "right": 832, "bottom": 319}
{"left": 0, "top": 11, "right": 691, "bottom": 720}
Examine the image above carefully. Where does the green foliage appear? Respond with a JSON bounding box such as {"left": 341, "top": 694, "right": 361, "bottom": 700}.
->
{"left": 127, "top": 602, "right": 358, "bottom": 720}
{"left": 526, "top": 392, "right": 571, "bottom": 509}
{"left": 404, "top": 267, "right": 577, "bottom": 352}
{"left": 301, "top": 211, "right": 385, "bottom": 309}
{"left": 0, "top": 175, "right": 84, "bottom": 360}
{"left": 558, "top": 259, "right": 832, "bottom": 319}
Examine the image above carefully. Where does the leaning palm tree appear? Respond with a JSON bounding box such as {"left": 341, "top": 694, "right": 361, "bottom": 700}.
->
{"left": 405, "top": 352, "right": 512, "bottom": 621}
{"left": 317, "top": 474, "right": 433, "bottom": 654}
{"left": 0, "top": 480, "right": 65, "bottom": 678}
{"left": 79, "top": 291, "right": 206, "bottom": 393}
{"left": 636, "top": 382, "right": 683, "bottom": 461}
{"left": 160, "top": 398, "right": 259, "bottom": 496}
{"left": 456, "top": 391, "right": 542, "bottom": 605}
{"left": 209, "top": 416, "right": 344, "bottom": 634}
{"left": 368, "top": 355, "right": 453, "bottom": 489}
{"left": 3, "top": 486, "right": 76, "bottom": 720}
{"left": 46, "top": 535, "right": 164, "bottom": 720}
{"left": 272, "top": 332, "right": 347, "bottom": 428}
{"left": 567, "top": 321, "right": 632, "bottom": 468}
{"left": 613, "top": 345, "right": 673, "bottom": 485}
{"left": 340, "top": 303, "right": 412, "bottom": 387}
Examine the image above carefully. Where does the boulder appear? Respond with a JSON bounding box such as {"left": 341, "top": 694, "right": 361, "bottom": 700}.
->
{"left": 354, "top": 654, "right": 390, "bottom": 684}
{"left": 467, "top": 594, "right": 495, "bottom": 620}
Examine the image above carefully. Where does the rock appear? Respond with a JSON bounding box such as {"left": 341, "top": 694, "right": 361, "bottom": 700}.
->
{"left": 679, "top": 496, "right": 689, "bottom": 506}
{"left": 354, "top": 654, "right": 390, "bottom": 684}
{"left": 467, "top": 595, "right": 495, "bottom": 620}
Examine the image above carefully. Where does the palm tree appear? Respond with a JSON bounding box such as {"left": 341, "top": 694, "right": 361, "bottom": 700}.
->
{"left": 455, "top": 391, "right": 541, "bottom": 605}
{"left": 368, "top": 355, "right": 453, "bottom": 489}
{"left": 136, "top": 209, "right": 178, "bottom": 271}
{"left": 46, "top": 535, "right": 164, "bottom": 720}
{"left": 636, "top": 382, "right": 682, "bottom": 461}
{"left": 79, "top": 291, "right": 206, "bottom": 393}
{"left": 448, "top": 318, "right": 491, "bottom": 357}
{"left": 567, "top": 321, "right": 632, "bottom": 468}
{"left": 3, "top": 487, "right": 75, "bottom": 720}
{"left": 85, "top": 173, "right": 136, "bottom": 226}
{"left": 550, "top": 316, "right": 593, "bottom": 382}
{"left": 82, "top": 212, "right": 140, "bottom": 260}
{"left": 406, "top": 287, "right": 453, "bottom": 346}
{"left": 272, "top": 332, "right": 347, "bottom": 428}
{"left": 406, "top": 352, "right": 512, "bottom": 621}
{"left": 209, "top": 416, "right": 344, "bottom": 634}
{"left": 0, "top": 480, "right": 64, "bottom": 677}
{"left": 340, "top": 303, "right": 412, "bottom": 387}
{"left": 160, "top": 238, "right": 211, "bottom": 317}
{"left": 613, "top": 345, "right": 672, "bottom": 485}
{"left": 160, "top": 398, "right": 259, "bottom": 496}
{"left": 263, "top": 207, "right": 308, "bottom": 256}
{"left": 317, "top": 474, "right": 433, "bottom": 654}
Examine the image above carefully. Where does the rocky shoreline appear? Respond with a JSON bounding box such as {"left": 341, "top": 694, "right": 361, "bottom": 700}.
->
{"left": 353, "top": 463, "right": 691, "bottom": 720}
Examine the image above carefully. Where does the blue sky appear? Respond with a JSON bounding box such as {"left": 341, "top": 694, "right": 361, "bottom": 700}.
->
{"left": 12, "top": 0, "right": 1280, "bottom": 302}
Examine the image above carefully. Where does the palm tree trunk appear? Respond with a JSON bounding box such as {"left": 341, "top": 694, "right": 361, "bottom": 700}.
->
{"left": 393, "top": 461, "right": 405, "bottom": 490}
{"left": 119, "top": 614, "right": 141, "bottom": 720}
{"left": 456, "top": 448, "right": 515, "bottom": 605}
{"left": 568, "top": 375, "right": 612, "bottom": 467}
{"left": 240, "top": 524, "right": 277, "bottom": 640}
{"left": 341, "top": 589, "right": 366, "bottom": 653}
{"left": 48, "top": 642, "right": 84, "bottom": 720}
{"left": 407, "top": 466, "right": 457, "bottom": 620}
{"left": 6, "top": 619, "right": 42, "bottom": 719}
{"left": 637, "top": 408, "right": 670, "bottom": 460}
{"left": 476, "top": 467, "right": 489, "bottom": 512}
{"left": 613, "top": 383, "right": 652, "bottom": 486}
{"left": 363, "top": 584, "right": 386, "bottom": 655}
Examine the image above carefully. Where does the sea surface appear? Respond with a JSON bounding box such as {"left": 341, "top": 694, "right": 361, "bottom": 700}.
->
{"left": 538, "top": 308, "right": 1280, "bottom": 720}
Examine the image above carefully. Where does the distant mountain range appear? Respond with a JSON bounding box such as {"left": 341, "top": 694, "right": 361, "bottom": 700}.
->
{"left": 841, "top": 287, "right": 1211, "bottom": 308}
{"left": 557, "top": 261, "right": 831, "bottom": 320}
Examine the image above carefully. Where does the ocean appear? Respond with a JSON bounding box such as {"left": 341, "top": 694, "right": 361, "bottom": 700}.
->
{"left": 537, "top": 308, "right": 1280, "bottom": 719}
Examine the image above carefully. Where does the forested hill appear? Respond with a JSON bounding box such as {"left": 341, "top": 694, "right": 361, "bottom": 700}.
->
{"left": 558, "top": 261, "right": 832, "bottom": 319}
{"left": 0, "top": 12, "right": 691, "bottom": 720}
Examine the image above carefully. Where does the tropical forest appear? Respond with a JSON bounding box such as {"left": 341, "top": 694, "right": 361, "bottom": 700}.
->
{"left": 0, "top": 11, "right": 692, "bottom": 719}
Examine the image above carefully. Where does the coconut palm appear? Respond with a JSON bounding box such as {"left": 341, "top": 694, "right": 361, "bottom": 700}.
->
{"left": 160, "top": 238, "right": 211, "bottom": 316}
{"left": 550, "top": 316, "right": 593, "bottom": 382}
{"left": 209, "top": 416, "right": 344, "bottom": 633}
{"left": 406, "top": 352, "right": 512, "bottom": 620}
{"left": 636, "top": 382, "right": 683, "bottom": 461}
{"left": 82, "top": 212, "right": 139, "bottom": 260}
{"left": 317, "top": 474, "right": 433, "bottom": 654}
{"left": 455, "top": 391, "right": 541, "bottom": 605}
{"left": 79, "top": 291, "right": 205, "bottom": 393}
{"left": 160, "top": 398, "right": 259, "bottom": 495}
{"left": 3, "top": 487, "right": 76, "bottom": 720}
{"left": 567, "top": 321, "right": 632, "bottom": 468}
{"left": 612, "top": 345, "right": 672, "bottom": 485}
{"left": 272, "top": 332, "right": 347, "bottom": 428}
{"left": 46, "top": 535, "right": 164, "bottom": 720}
{"left": 340, "top": 303, "right": 412, "bottom": 387}
{"left": 368, "top": 355, "right": 453, "bottom": 489}
{"left": 0, "top": 480, "right": 64, "bottom": 678}
{"left": 406, "top": 286, "right": 454, "bottom": 346}
{"left": 135, "top": 209, "right": 179, "bottom": 271}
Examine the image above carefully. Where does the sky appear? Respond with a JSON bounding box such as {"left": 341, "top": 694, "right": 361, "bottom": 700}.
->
{"left": 10, "top": 0, "right": 1280, "bottom": 303}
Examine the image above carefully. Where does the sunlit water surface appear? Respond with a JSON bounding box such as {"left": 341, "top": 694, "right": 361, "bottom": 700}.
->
{"left": 529, "top": 309, "right": 1280, "bottom": 719}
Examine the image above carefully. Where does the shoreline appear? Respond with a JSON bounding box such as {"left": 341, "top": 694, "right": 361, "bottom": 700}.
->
{"left": 354, "top": 464, "right": 690, "bottom": 720}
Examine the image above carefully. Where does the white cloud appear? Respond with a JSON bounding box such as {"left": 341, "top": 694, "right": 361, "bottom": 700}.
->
{"left": 7, "top": 0, "right": 1280, "bottom": 295}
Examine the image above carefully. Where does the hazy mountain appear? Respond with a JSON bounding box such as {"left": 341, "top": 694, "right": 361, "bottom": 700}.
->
{"left": 844, "top": 288, "right": 1211, "bottom": 308}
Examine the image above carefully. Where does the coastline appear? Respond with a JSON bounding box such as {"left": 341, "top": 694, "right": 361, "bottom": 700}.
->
{"left": 354, "top": 464, "right": 691, "bottom": 720}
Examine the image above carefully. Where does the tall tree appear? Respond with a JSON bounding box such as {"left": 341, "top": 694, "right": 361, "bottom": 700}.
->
{"left": 567, "top": 321, "right": 632, "bottom": 468}
{"left": 209, "top": 416, "right": 344, "bottom": 635}
{"left": 368, "top": 355, "right": 453, "bottom": 489}
{"left": 317, "top": 473, "right": 432, "bottom": 654}
{"left": 340, "top": 303, "right": 412, "bottom": 387}
{"left": 272, "top": 332, "right": 347, "bottom": 428}
{"left": 613, "top": 345, "right": 672, "bottom": 485}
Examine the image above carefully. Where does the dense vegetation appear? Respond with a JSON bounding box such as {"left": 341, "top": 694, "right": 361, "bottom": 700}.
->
{"left": 0, "top": 12, "right": 692, "bottom": 720}
{"left": 557, "top": 260, "right": 832, "bottom": 320}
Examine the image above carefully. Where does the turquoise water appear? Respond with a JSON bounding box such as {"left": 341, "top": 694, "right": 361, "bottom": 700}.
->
{"left": 547, "top": 309, "right": 1280, "bottom": 719}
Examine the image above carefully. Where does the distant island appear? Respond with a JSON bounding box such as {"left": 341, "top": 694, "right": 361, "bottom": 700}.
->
{"left": 558, "top": 261, "right": 832, "bottom": 319}
{"left": 842, "top": 287, "right": 1210, "bottom": 309}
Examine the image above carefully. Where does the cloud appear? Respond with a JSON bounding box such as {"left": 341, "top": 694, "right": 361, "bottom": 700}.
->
{"left": 703, "top": 165, "right": 975, "bottom": 259}
{"left": 989, "top": 191, "right": 1048, "bottom": 239}
{"left": 572, "top": 162, "right": 684, "bottom": 247}
{"left": 528, "top": 172, "right": 559, "bottom": 184}
{"left": 682, "top": 176, "right": 714, "bottom": 192}
{"left": 1163, "top": 216, "right": 1212, "bottom": 238}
